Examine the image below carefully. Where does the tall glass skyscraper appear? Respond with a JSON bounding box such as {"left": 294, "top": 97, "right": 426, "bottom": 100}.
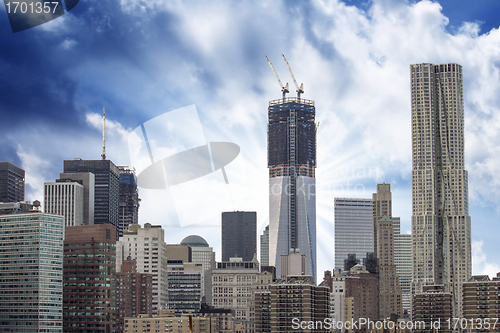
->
{"left": 410, "top": 63, "right": 471, "bottom": 318}
{"left": 268, "top": 97, "right": 317, "bottom": 282}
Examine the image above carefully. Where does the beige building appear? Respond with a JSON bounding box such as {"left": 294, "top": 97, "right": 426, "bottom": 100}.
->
{"left": 411, "top": 63, "right": 472, "bottom": 318}
{"left": 377, "top": 215, "right": 403, "bottom": 318}
{"left": 463, "top": 274, "right": 500, "bottom": 332}
{"left": 412, "top": 285, "right": 452, "bottom": 333}
{"left": 212, "top": 257, "right": 259, "bottom": 333}
{"left": 117, "top": 223, "right": 168, "bottom": 314}
{"left": 166, "top": 244, "right": 192, "bottom": 262}
{"left": 124, "top": 310, "right": 209, "bottom": 333}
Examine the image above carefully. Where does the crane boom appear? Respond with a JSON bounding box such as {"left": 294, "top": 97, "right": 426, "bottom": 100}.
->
{"left": 282, "top": 54, "right": 304, "bottom": 98}
{"left": 265, "top": 55, "right": 289, "bottom": 99}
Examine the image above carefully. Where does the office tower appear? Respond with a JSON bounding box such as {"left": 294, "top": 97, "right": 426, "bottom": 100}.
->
{"left": 0, "top": 210, "right": 63, "bottom": 332}
{"left": 125, "top": 310, "right": 210, "bottom": 333}
{"left": 345, "top": 264, "right": 379, "bottom": 325}
{"left": 377, "top": 215, "right": 403, "bottom": 318}
{"left": 116, "top": 259, "right": 153, "bottom": 333}
{"left": 280, "top": 248, "right": 306, "bottom": 278}
{"left": 334, "top": 198, "right": 373, "bottom": 270}
{"left": 268, "top": 96, "right": 317, "bottom": 282}
{"left": 260, "top": 224, "right": 269, "bottom": 267}
{"left": 462, "top": 274, "right": 500, "bottom": 332}
{"left": 212, "top": 257, "right": 260, "bottom": 332}
{"left": 221, "top": 211, "right": 257, "bottom": 262}
{"left": 63, "top": 158, "right": 120, "bottom": 235}
{"left": 63, "top": 224, "right": 116, "bottom": 333}
{"left": 58, "top": 172, "right": 95, "bottom": 225}
{"left": 412, "top": 285, "right": 452, "bottom": 333}
{"left": 44, "top": 180, "right": 84, "bottom": 226}
{"left": 181, "top": 235, "right": 216, "bottom": 305}
{"left": 166, "top": 243, "right": 192, "bottom": 262}
{"left": 372, "top": 183, "right": 392, "bottom": 257}
{"left": 116, "top": 223, "right": 168, "bottom": 314}
{"left": 166, "top": 259, "right": 204, "bottom": 315}
{"left": 393, "top": 218, "right": 412, "bottom": 313}
{"left": 410, "top": 63, "right": 472, "bottom": 317}
{"left": 118, "top": 166, "right": 140, "bottom": 238}
{"left": 269, "top": 276, "right": 330, "bottom": 332}
{"left": 0, "top": 161, "right": 25, "bottom": 202}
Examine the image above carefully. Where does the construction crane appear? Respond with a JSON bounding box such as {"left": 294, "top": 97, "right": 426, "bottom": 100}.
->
{"left": 282, "top": 54, "right": 304, "bottom": 99}
{"left": 265, "top": 55, "right": 289, "bottom": 100}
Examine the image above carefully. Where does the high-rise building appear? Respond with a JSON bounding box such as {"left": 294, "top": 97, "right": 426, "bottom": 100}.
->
{"left": 280, "top": 248, "right": 306, "bottom": 278}
{"left": 334, "top": 198, "right": 373, "bottom": 271}
{"left": 260, "top": 225, "right": 269, "bottom": 267}
{"left": 410, "top": 63, "right": 472, "bottom": 317}
{"left": 58, "top": 172, "right": 95, "bottom": 225}
{"left": 394, "top": 222, "right": 412, "bottom": 313}
{"left": 166, "top": 259, "right": 204, "bottom": 315}
{"left": 63, "top": 224, "right": 117, "bottom": 333}
{"left": 116, "top": 258, "right": 153, "bottom": 333}
{"left": 412, "top": 285, "right": 452, "bottom": 333}
{"left": 462, "top": 274, "right": 500, "bottom": 332}
{"left": 63, "top": 158, "right": 120, "bottom": 235}
{"left": 372, "top": 183, "right": 392, "bottom": 257}
{"left": 268, "top": 276, "right": 330, "bottom": 333}
{"left": 345, "top": 264, "right": 379, "bottom": 325}
{"left": 212, "top": 257, "right": 260, "bottom": 332}
{"left": 0, "top": 161, "right": 25, "bottom": 203}
{"left": 0, "top": 210, "right": 64, "bottom": 332}
{"left": 377, "top": 215, "right": 403, "bottom": 318}
{"left": 181, "top": 235, "right": 216, "bottom": 306}
{"left": 118, "top": 167, "right": 140, "bottom": 239}
{"left": 44, "top": 180, "right": 85, "bottom": 227}
{"left": 221, "top": 211, "right": 257, "bottom": 262}
{"left": 268, "top": 96, "right": 317, "bottom": 282}
{"left": 116, "top": 223, "right": 168, "bottom": 314}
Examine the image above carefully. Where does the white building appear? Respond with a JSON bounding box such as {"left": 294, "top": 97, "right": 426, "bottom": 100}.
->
{"left": 117, "top": 223, "right": 168, "bottom": 314}
{"left": 44, "top": 180, "right": 84, "bottom": 227}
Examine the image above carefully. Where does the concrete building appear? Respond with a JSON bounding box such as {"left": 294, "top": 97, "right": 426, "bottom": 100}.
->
{"left": 116, "top": 259, "right": 153, "bottom": 333}
{"left": 212, "top": 258, "right": 260, "bottom": 333}
{"left": 222, "top": 211, "right": 257, "bottom": 262}
{"left": 260, "top": 224, "right": 269, "bottom": 267}
{"left": 166, "top": 259, "right": 204, "bottom": 315}
{"left": 0, "top": 161, "right": 25, "bottom": 203}
{"left": 44, "top": 180, "right": 84, "bottom": 227}
{"left": 63, "top": 224, "right": 117, "bottom": 333}
{"left": 412, "top": 285, "right": 452, "bottom": 333}
{"left": 462, "top": 274, "right": 500, "bottom": 332}
{"left": 251, "top": 269, "right": 274, "bottom": 333}
{"left": 124, "top": 310, "right": 209, "bottom": 333}
{"left": 58, "top": 172, "right": 95, "bottom": 225}
{"left": 0, "top": 210, "right": 64, "bottom": 332}
{"left": 394, "top": 231, "right": 412, "bottom": 313}
{"left": 268, "top": 96, "right": 317, "bottom": 282}
{"left": 410, "top": 63, "right": 472, "bottom": 318}
{"left": 345, "top": 264, "right": 379, "bottom": 327}
{"left": 372, "top": 183, "right": 392, "bottom": 257}
{"left": 181, "top": 235, "right": 216, "bottom": 305}
{"left": 117, "top": 223, "right": 168, "bottom": 314}
{"left": 334, "top": 198, "right": 373, "bottom": 270}
{"left": 269, "top": 276, "right": 330, "bottom": 333}
{"left": 377, "top": 215, "right": 403, "bottom": 318}
{"left": 199, "top": 306, "right": 235, "bottom": 333}
{"left": 118, "top": 167, "right": 140, "bottom": 238}
{"left": 166, "top": 244, "right": 192, "bottom": 262}
{"left": 280, "top": 248, "right": 306, "bottom": 278}
{"left": 63, "top": 158, "right": 120, "bottom": 235}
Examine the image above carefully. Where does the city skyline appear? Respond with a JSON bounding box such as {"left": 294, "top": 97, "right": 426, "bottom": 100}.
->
{"left": 1, "top": 0, "right": 500, "bottom": 279}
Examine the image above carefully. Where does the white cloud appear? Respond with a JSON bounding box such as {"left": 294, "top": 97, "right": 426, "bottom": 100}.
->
{"left": 472, "top": 240, "right": 500, "bottom": 277}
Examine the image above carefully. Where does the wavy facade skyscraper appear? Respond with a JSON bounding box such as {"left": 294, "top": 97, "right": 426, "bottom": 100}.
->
{"left": 268, "top": 97, "right": 317, "bottom": 282}
{"left": 410, "top": 63, "right": 471, "bottom": 318}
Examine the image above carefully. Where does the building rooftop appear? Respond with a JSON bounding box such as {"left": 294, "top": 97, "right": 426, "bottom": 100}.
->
{"left": 181, "top": 235, "right": 209, "bottom": 247}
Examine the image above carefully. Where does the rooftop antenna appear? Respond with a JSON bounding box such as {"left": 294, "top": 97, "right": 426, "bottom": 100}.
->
{"left": 101, "top": 107, "right": 106, "bottom": 160}
{"left": 265, "top": 55, "right": 289, "bottom": 100}
{"left": 282, "top": 54, "right": 304, "bottom": 99}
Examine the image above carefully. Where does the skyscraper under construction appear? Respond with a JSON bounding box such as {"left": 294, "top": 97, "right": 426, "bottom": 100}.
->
{"left": 266, "top": 55, "right": 317, "bottom": 282}
{"left": 410, "top": 63, "right": 471, "bottom": 318}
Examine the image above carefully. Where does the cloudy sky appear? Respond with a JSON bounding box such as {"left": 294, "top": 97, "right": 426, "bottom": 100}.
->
{"left": 1, "top": 0, "right": 500, "bottom": 279}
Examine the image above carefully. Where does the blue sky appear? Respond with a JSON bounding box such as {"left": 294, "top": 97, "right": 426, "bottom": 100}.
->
{"left": 1, "top": 0, "right": 499, "bottom": 278}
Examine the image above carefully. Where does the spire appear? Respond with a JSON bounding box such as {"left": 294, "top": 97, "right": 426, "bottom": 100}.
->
{"left": 101, "top": 107, "right": 106, "bottom": 160}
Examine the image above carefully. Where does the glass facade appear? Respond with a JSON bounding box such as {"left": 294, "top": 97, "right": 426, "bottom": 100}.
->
{"left": 0, "top": 213, "right": 64, "bottom": 332}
